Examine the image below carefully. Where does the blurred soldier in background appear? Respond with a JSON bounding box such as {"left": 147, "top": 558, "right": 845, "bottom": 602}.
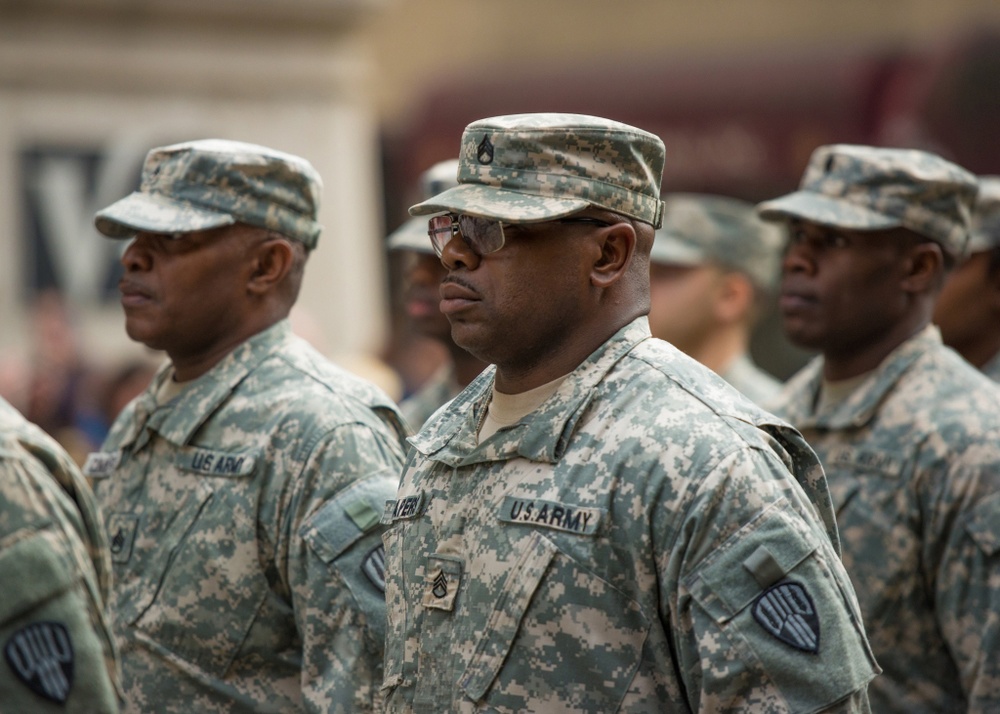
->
{"left": 0, "top": 395, "right": 121, "bottom": 712}
{"left": 381, "top": 113, "right": 876, "bottom": 712}
{"left": 648, "top": 193, "right": 784, "bottom": 403}
{"left": 86, "top": 139, "right": 406, "bottom": 713}
{"left": 933, "top": 175, "right": 1000, "bottom": 380}
{"left": 759, "top": 145, "right": 1000, "bottom": 712}
{"left": 386, "top": 159, "right": 486, "bottom": 430}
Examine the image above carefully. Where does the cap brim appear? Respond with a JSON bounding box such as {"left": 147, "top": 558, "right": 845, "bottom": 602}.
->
{"left": 650, "top": 233, "right": 710, "bottom": 266}
{"left": 409, "top": 184, "right": 590, "bottom": 223}
{"left": 386, "top": 216, "right": 435, "bottom": 254}
{"left": 757, "top": 191, "right": 901, "bottom": 232}
{"left": 94, "top": 191, "right": 235, "bottom": 239}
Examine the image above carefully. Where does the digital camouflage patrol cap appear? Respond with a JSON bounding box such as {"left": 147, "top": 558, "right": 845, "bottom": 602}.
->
{"left": 757, "top": 144, "right": 978, "bottom": 257}
{"left": 651, "top": 194, "right": 784, "bottom": 292}
{"left": 94, "top": 139, "right": 323, "bottom": 248}
{"left": 409, "top": 113, "right": 665, "bottom": 227}
{"left": 968, "top": 176, "right": 1000, "bottom": 253}
{"left": 387, "top": 159, "right": 459, "bottom": 254}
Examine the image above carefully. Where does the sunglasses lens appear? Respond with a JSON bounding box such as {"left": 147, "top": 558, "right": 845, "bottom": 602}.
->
{"left": 457, "top": 215, "right": 505, "bottom": 255}
{"left": 427, "top": 216, "right": 455, "bottom": 256}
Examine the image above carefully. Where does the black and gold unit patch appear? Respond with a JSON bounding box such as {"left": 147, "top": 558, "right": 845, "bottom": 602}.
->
{"left": 4, "top": 622, "right": 74, "bottom": 704}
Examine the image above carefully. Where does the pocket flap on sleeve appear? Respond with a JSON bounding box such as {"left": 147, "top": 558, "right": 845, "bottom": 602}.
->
{"left": 0, "top": 529, "right": 76, "bottom": 625}
{"left": 694, "top": 503, "right": 819, "bottom": 620}
{"left": 302, "top": 470, "right": 398, "bottom": 564}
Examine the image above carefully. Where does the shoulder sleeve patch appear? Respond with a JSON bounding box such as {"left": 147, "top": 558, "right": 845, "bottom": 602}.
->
{"left": 5, "top": 621, "right": 74, "bottom": 703}
{"left": 752, "top": 580, "right": 820, "bottom": 653}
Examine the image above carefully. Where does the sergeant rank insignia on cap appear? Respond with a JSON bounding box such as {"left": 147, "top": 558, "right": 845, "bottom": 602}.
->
{"left": 477, "top": 134, "right": 494, "bottom": 165}
{"left": 751, "top": 580, "right": 820, "bottom": 653}
{"left": 5, "top": 622, "right": 74, "bottom": 703}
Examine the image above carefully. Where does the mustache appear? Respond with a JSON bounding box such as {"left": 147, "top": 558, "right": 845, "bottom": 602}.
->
{"left": 441, "top": 275, "right": 480, "bottom": 296}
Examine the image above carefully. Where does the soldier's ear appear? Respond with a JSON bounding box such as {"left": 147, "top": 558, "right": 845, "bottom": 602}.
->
{"left": 715, "top": 271, "right": 753, "bottom": 324}
{"left": 247, "top": 238, "right": 294, "bottom": 296}
{"left": 590, "top": 222, "right": 636, "bottom": 289}
{"left": 900, "top": 241, "right": 943, "bottom": 294}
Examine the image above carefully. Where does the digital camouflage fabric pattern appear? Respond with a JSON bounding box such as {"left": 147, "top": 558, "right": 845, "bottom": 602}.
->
{"left": 768, "top": 326, "right": 1000, "bottom": 712}
{"left": 758, "top": 144, "right": 978, "bottom": 258}
{"left": 88, "top": 321, "right": 406, "bottom": 713}
{"left": 0, "top": 396, "right": 122, "bottom": 713}
{"left": 94, "top": 139, "right": 323, "bottom": 248}
{"left": 409, "top": 113, "right": 665, "bottom": 227}
{"left": 652, "top": 193, "right": 785, "bottom": 292}
{"left": 381, "top": 318, "right": 878, "bottom": 712}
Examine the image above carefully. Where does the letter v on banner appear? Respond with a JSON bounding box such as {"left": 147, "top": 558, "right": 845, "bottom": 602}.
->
{"left": 20, "top": 142, "right": 144, "bottom": 303}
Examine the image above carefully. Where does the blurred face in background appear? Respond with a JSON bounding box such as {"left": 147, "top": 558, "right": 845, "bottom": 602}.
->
{"left": 778, "top": 220, "right": 914, "bottom": 357}
{"left": 647, "top": 262, "right": 727, "bottom": 354}
{"left": 933, "top": 249, "right": 1000, "bottom": 364}
{"left": 401, "top": 250, "right": 452, "bottom": 342}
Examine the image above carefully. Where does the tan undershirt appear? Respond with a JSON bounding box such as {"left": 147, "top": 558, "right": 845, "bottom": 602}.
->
{"left": 155, "top": 367, "right": 189, "bottom": 405}
{"left": 816, "top": 371, "right": 871, "bottom": 415}
{"left": 478, "top": 374, "right": 569, "bottom": 443}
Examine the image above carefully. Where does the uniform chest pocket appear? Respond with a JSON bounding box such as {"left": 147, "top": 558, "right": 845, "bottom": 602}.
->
{"left": 459, "top": 530, "right": 650, "bottom": 714}
{"left": 123, "top": 465, "right": 266, "bottom": 677}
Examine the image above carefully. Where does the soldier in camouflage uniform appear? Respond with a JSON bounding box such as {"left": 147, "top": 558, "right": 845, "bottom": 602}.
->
{"left": 934, "top": 176, "right": 1000, "bottom": 381}
{"left": 387, "top": 159, "right": 486, "bottom": 430}
{"left": 759, "top": 145, "right": 1000, "bottom": 712}
{"left": 86, "top": 139, "right": 407, "bottom": 713}
{"left": 381, "top": 113, "right": 877, "bottom": 712}
{"left": 0, "top": 395, "right": 122, "bottom": 712}
{"left": 649, "top": 193, "right": 784, "bottom": 403}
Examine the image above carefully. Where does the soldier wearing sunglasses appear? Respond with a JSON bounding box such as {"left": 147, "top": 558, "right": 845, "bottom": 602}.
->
{"left": 380, "top": 113, "right": 877, "bottom": 712}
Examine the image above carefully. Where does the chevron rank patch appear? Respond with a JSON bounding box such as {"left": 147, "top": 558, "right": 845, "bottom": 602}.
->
{"left": 751, "top": 580, "right": 820, "bottom": 653}
{"left": 5, "top": 621, "right": 74, "bottom": 704}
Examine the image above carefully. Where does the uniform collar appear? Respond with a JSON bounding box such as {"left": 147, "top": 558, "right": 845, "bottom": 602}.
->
{"left": 408, "top": 317, "right": 651, "bottom": 467}
{"left": 778, "top": 324, "right": 941, "bottom": 430}
{"left": 115, "top": 320, "right": 292, "bottom": 450}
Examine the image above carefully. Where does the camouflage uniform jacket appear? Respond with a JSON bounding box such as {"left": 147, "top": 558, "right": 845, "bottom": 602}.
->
{"left": 722, "top": 352, "right": 783, "bottom": 405}
{"left": 0, "top": 396, "right": 122, "bottom": 712}
{"left": 769, "top": 325, "right": 1000, "bottom": 713}
{"left": 88, "top": 320, "right": 407, "bottom": 713}
{"left": 399, "top": 363, "right": 461, "bottom": 433}
{"left": 382, "top": 317, "right": 877, "bottom": 713}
